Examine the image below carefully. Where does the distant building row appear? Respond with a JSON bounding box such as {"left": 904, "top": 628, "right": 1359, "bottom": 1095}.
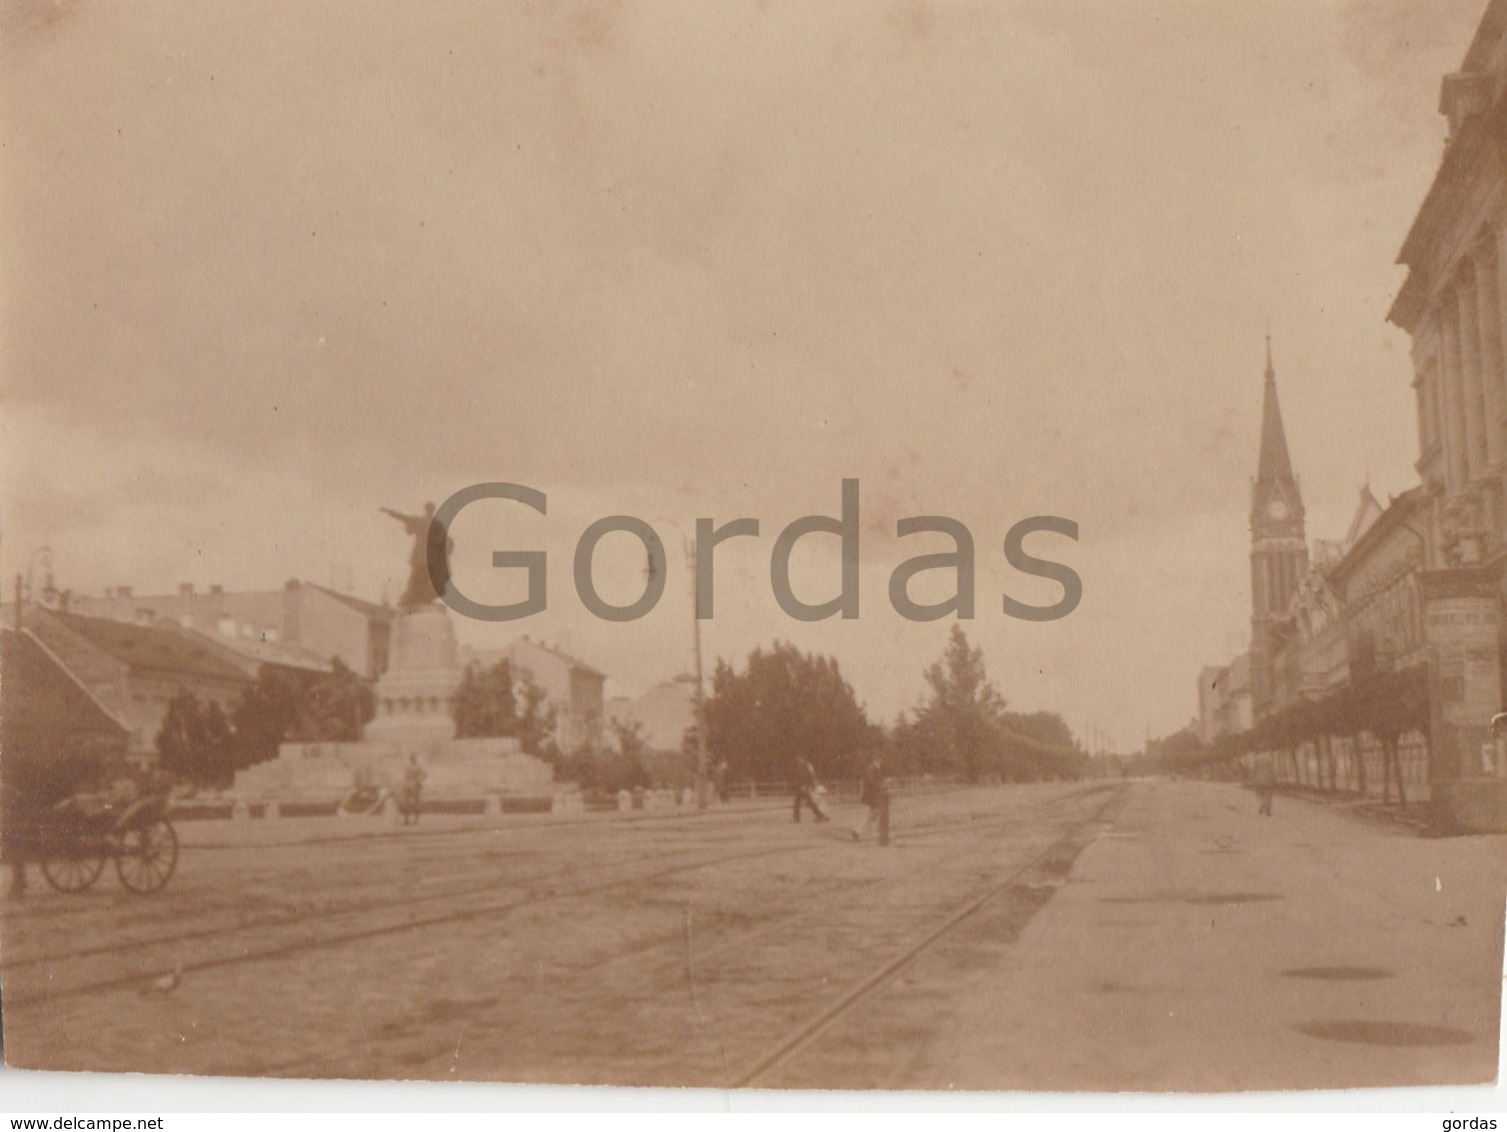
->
{"left": 10, "top": 581, "right": 691, "bottom": 766}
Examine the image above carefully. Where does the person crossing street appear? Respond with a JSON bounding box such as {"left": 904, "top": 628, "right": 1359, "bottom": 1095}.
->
{"left": 792, "top": 758, "right": 828, "bottom": 823}
{"left": 850, "top": 757, "right": 891, "bottom": 845}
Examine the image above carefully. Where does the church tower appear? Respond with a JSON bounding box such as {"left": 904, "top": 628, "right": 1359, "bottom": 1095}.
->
{"left": 1249, "top": 338, "right": 1308, "bottom": 716}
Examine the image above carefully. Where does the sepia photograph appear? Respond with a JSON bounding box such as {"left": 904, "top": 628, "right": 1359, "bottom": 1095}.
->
{"left": 1, "top": 0, "right": 1505, "bottom": 1111}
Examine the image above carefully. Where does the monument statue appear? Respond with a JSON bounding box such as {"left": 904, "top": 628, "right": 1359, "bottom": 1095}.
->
{"left": 381, "top": 502, "right": 453, "bottom": 610}
{"left": 229, "top": 501, "right": 559, "bottom": 813}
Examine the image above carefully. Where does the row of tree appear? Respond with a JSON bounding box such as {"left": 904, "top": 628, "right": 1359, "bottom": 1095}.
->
{"left": 702, "top": 627, "right": 1086, "bottom": 786}
{"left": 1152, "top": 662, "right": 1431, "bottom": 806}
{"left": 156, "top": 659, "right": 374, "bottom": 787}
{"left": 155, "top": 627, "right": 1085, "bottom": 792}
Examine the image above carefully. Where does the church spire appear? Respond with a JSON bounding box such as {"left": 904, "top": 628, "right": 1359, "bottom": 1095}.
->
{"left": 1248, "top": 334, "right": 1308, "bottom": 720}
{"left": 1256, "top": 336, "right": 1295, "bottom": 485}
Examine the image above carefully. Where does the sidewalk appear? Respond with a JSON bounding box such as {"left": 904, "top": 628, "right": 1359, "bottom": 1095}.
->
{"left": 911, "top": 778, "right": 1507, "bottom": 1092}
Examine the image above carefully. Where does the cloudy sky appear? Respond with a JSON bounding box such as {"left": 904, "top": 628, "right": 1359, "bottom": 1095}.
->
{"left": 0, "top": 0, "right": 1489, "bottom": 749}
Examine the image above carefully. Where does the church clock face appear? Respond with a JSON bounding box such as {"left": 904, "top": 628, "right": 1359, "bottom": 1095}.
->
{"left": 1267, "top": 498, "right": 1289, "bottom": 521}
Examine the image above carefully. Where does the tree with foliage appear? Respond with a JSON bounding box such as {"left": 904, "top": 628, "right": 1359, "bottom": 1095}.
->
{"left": 909, "top": 626, "right": 1017, "bottom": 782}
{"left": 1147, "top": 726, "right": 1207, "bottom": 774}
{"left": 451, "top": 659, "right": 556, "bottom": 754}
{"left": 156, "top": 690, "right": 237, "bottom": 787}
{"left": 297, "top": 658, "right": 374, "bottom": 742}
{"left": 1353, "top": 664, "right": 1429, "bottom": 810}
{"left": 229, "top": 659, "right": 376, "bottom": 772}
{"left": 702, "top": 641, "right": 876, "bottom": 784}
{"left": 607, "top": 721, "right": 654, "bottom": 793}
{"left": 887, "top": 710, "right": 927, "bottom": 778}
{"left": 1000, "top": 710, "right": 1087, "bottom": 780}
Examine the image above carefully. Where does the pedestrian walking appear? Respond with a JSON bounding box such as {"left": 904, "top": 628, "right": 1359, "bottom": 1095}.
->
{"left": 792, "top": 758, "right": 828, "bottom": 823}
{"left": 400, "top": 753, "right": 426, "bottom": 826}
{"left": 1254, "top": 751, "right": 1275, "bottom": 817}
{"left": 850, "top": 757, "right": 891, "bottom": 845}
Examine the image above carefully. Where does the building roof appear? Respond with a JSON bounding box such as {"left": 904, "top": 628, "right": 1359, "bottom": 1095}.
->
{"left": 182, "top": 625, "right": 333, "bottom": 675}
{"left": 500, "top": 637, "right": 606, "bottom": 680}
{"left": 1, "top": 629, "right": 130, "bottom": 757}
{"left": 304, "top": 582, "right": 394, "bottom": 620}
{"left": 41, "top": 610, "right": 251, "bottom": 684}
{"left": 1324, "top": 486, "right": 1429, "bottom": 590}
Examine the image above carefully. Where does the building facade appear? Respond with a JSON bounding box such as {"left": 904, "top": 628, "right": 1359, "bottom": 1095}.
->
{"left": 607, "top": 678, "right": 697, "bottom": 754}
{"left": 1386, "top": 0, "right": 1507, "bottom": 828}
{"left": 1190, "top": 3, "right": 1507, "bottom": 827}
{"left": 1197, "top": 654, "right": 1251, "bottom": 745}
{"left": 25, "top": 610, "right": 254, "bottom": 758}
{"left": 460, "top": 637, "right": 607, "bottom": 753}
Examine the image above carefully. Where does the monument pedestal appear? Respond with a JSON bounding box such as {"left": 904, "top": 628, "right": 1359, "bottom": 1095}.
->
{"left": 233, "top": 603, "right": 557, "bottom": 808}
{"left": 364, "top": 605, "right": 460, "bottom": 746}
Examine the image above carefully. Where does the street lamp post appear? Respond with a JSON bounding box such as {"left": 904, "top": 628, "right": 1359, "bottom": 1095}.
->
{"left": 689, "top": 538, "right": 711, "bottom": 810}
{"left": 19, "top": 545, "right": 54, "bottom": 629}
{"left": 650, "top": 520, "right": 711, "bottom": 810}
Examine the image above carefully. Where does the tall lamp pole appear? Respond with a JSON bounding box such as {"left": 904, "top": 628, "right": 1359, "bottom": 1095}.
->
{"left": 650, "top": 520, "right": 711, "bottom": 810}
{"left": 690, "top": 538, "right": 710, "bottom": 810}
{"left": 20, "top": 545, "right": 54, "bottom": 628}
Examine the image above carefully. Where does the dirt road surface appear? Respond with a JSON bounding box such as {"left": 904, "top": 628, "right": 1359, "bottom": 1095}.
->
{"left": 2, "top": 779, "right": 1501, "bottom": 1093}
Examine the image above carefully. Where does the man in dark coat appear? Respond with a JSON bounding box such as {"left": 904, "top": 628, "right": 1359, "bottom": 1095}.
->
{"left": 851, "top": 757, "right": 891, "bottom": 844}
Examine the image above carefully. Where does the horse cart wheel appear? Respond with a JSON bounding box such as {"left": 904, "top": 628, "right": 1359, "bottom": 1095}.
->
{"left": 115, "top": 819, "right": 179, "bottom": 894}
{"left": 41, "top": 851, "right": 106, "bottom": 893}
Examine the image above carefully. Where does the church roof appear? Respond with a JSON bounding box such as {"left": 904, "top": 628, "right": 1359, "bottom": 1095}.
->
{"left": 1256, "top": 339, "right": 1295, "bottom": 486}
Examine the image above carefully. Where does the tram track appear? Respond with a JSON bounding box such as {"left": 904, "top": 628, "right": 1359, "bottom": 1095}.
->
{"left": 732, "top": 782, "right": 1130, "bottom": 1087}
{"left": 4, "top": 838, "right": 747, "bottom": 972}
{"left": 4, "top": 784, "right": 1070, "bottom": 976}
{"left": 4, "top": 780, "right": 1130, "bottom": 1083}
{"left": 243, "top": 786, "right": 1124, "bottom": 1083}
{"left": 567, "top": 783, "right": 1118, "bottom": 979}
{"left": 3, "top": 832, "right": 897, "bottom": 1009}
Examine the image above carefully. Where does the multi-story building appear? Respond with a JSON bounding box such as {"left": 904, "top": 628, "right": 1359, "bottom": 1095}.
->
{"left": 1386, "top": 0, "right": 1507, "bottom": 827}
{"left": 459, "top": 637, "right": 607, "bottom": 753}
{"left": 1271, "top": 485, "right": 1391, "bottom": 713}
{"left": 1197, "top": 654, "right": 1251, "bottom": 745}
{"left": 1193, "top": 1, "right": 1507, "bottom": 827}
{"left": 607, "top": 678, "right": 697, "bottom": 754}
{"left": 25, "top": 609, "right": 254, "bottom": 758}
{"left": 1388, "top": 0, "right": 1507, "bottom": 566}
